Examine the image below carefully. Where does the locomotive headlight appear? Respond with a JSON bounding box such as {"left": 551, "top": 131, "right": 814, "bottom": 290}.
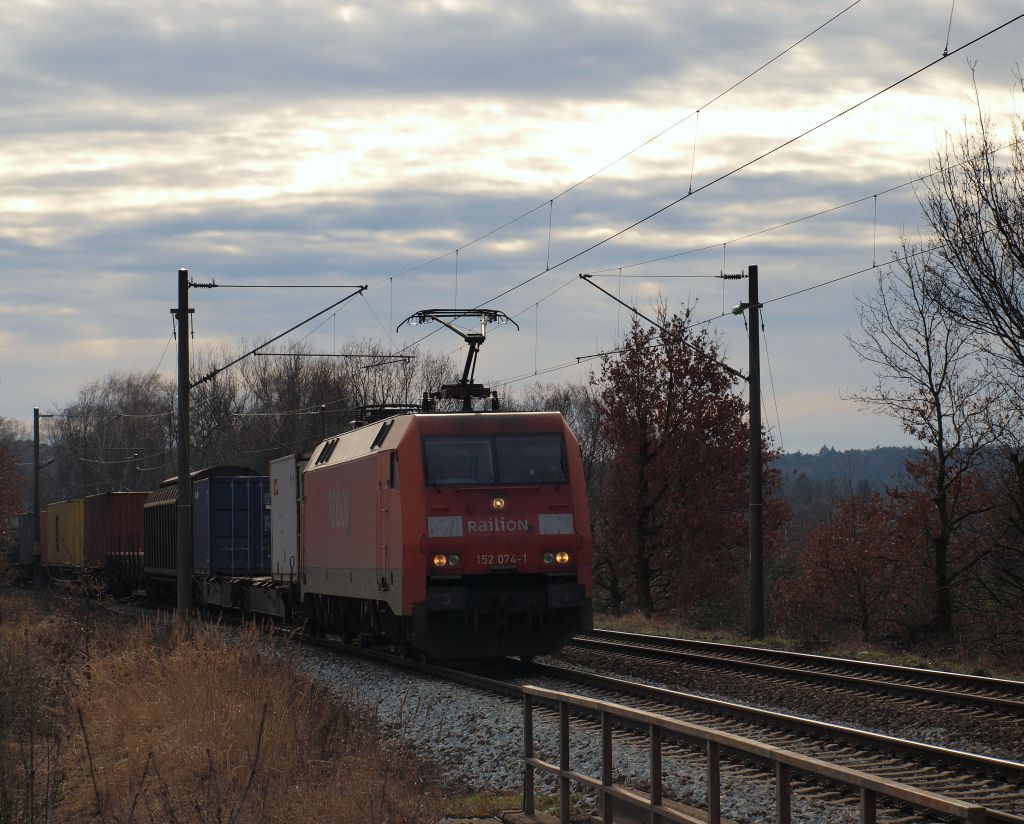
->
{"left": 542, "top": 552, "right": 555, "bottom": 565}
{"left": 432, "top": 554, "right": 448, "bottom": 567}
{"left": 448, "top": 554, "right": 461, "bottom": 566}
{"left": 491, "top": 497, "right": 506, "bottom": 510}
{"left": 555, "top": 551, "right": 571, "bottom": 565}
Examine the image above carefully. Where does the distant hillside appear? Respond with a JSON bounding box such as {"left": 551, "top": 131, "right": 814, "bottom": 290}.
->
{"left": 773, "top": 446, "right": 915, "bottom": 490}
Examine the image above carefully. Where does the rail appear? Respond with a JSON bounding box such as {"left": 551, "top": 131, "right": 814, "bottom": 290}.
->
{"left": 522, "top": 684, "right": 989, "bottom": 824}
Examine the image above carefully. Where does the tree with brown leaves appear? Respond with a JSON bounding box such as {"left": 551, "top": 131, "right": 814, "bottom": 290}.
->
{"left": 594, "top": 308, "right": 758, "bottom": 618}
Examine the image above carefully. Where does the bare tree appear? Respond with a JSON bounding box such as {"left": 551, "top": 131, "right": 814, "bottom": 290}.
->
{"left": 923, "top": 75, "right": 1024, "bottom": 381}
{"left": 0, "top": 414, "right": 28, "bottom": 554}
{"left": 34, "top": 335, "right": 455, "bottom": 501}
{"left": 904, "top": 76, "right": 1024, "bottom": 641}
{"left": 849, "top": 239, "right": 1000, "bottom": 637}
{"left": 45, "top": 371, "right": 175, "bottom": 500}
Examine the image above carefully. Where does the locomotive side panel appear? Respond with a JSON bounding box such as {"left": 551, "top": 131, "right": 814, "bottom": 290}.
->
{"left": 303, "top": 448, "right": 403, "bottom": 616}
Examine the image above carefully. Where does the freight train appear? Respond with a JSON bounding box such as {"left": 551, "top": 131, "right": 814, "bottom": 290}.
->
{"left": 12, "top": 408, "right": 594, "bottom": 659}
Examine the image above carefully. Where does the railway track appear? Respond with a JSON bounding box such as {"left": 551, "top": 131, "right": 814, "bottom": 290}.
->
{"left": 521, "top": 660, "right": 1024, "bottom": 823}
{"left": 298, "top": 633, "right": 1024, "bottom": 823}
{"left": 567, "top": 629, "right": 1024, "bottom": 718}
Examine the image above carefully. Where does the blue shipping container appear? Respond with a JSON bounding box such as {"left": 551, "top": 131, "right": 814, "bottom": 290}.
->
{"left": 192, "top": 477, "right": 271, "bottom": 576}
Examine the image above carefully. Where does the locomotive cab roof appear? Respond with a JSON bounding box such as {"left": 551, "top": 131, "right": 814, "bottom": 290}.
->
{"left": 307, "top": 410, "right": 573, "bottom": 472}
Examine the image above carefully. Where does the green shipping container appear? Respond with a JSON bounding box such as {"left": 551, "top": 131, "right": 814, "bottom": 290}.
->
{"left": 48, "top": 500, "right": 85, "bottom": 567}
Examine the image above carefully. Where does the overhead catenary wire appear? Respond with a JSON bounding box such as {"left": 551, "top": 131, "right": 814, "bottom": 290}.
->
{"left": 579, "top": 136, "right": 1019, "bottom": 278}
{"left": 510, "top": 273, "right": 579, "bottom": 320}
{"left": 366, "top": 0, "right": 866, "bottom": 292}
{"left": 579, "top": 274, "right": 746, "bottom": 380}
{"left": 191, "top": 286, "right": 367, "bottom": 388}
{"left": 41, "top": 9, "right": 1007, "bottom": 446}
{"left": 469, "top": 12, "right": 1024, "bottom": 316}
{"left": 759, "top": 312, "right": 785, "bottom": 452}
{"left": 74, "top": 449, "right": 167, "bottom": 466}
{"left": 763, "top": 242, "right": 941, "bottom": 304}
{"left": 86, "top": 10, "right": 1015, "bottom": 435}
{"left": 944, "top": 0, "right": 956, "bottom": 56}
{"left": 495, "top": 231, "right": 975, "bottom": 390}
{"left": 152, "top": 331, "right": 175, "bottom": 375}
{"left": 360, "top": 292, "right": 392, "bottom": 339}
{"left": 230, "top": 16, "right": 1021, "bottom": 416}
{"left": 380, "top": 13, "right": 1023, "bottom": 366}
{"left": 591, "top": 273, "right": 723, "bottom": 279}
{"left": 196, "top": 282, "right": 366, "bottom": 288}
{"left": 253, "top": 352, "right": 412, "bottom": 360}
{"left": 493, "top": 309, "right": 729, "bottom": 387}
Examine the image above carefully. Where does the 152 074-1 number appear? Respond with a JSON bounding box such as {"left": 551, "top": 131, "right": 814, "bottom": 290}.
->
{"left": 476, "top": 553, "right": 527, "bottom": 566}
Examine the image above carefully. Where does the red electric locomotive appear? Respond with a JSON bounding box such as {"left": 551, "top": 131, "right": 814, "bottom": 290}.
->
{"left": 299, "top": 309, "right": 593, "bottom": 657}
{"left": 301, "top": 410, "right": 593, "bottom": 657}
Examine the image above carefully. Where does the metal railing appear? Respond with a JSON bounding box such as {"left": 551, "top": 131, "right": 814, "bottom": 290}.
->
{"left": 522, "top": 684, "right": 988, "bottom": 824}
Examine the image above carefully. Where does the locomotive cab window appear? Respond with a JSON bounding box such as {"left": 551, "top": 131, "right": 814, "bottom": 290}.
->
{"left": 423, "top": 437, "right": 495, "bottom": 485}
{"left": 495, "top": 434, "right": 566, "bottom": 484}
{"left": 423, "top": 434, "right": 566, "bottom": 485}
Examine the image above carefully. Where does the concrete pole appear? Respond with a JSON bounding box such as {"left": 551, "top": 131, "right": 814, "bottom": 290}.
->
{"left": 748, "top": 265, "right": 764, "bottom": 639}
{"left": 175, "top": 268, "right": 192, "bottom": 616}
{"left": 32, "top": 407, "right": 41, "bottom": 584}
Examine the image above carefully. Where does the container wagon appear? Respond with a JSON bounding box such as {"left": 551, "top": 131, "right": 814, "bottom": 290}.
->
{"left": 270, "top": 453, "right": 307, "bottom": 583}
{"left": 143, "top": 466, "right": 259, "bottom": 600}
{"left": 83, "top": 492, "right": 147, "bottom": 566}
{"left": 47, "top": 499, "right": 85, "bottom": 567}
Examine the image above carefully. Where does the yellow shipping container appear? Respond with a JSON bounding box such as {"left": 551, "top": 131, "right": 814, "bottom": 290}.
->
{"left": 47, "top": 499, "right": 85, "bottom": 566}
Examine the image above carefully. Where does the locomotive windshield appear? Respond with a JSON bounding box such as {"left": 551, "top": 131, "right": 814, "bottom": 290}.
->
{"left": 423, "top": 437, "right": 494, "bottom": 484}
{"left": 423, "top": 434, "right": 566, "bottom": 485}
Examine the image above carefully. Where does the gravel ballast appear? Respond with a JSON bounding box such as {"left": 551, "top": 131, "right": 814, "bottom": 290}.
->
{"left": 301, "top": 647, "right": 878, "bottom": 824}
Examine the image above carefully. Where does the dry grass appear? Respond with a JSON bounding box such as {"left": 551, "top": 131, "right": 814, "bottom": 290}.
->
{"left": 1, "top": 590, "right": 443, "bottom": 823}
{"left": 438, "top": 790, "right": 522, "bottom": 817}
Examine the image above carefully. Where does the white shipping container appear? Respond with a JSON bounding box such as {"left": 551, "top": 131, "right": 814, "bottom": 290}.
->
{"left": 270, "top": 454, "right": 305, "bottom": 581}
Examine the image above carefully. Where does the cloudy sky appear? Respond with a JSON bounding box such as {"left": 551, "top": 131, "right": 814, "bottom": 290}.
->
{"left": 2, "top": 0, "right": 1022, "bottom": 452}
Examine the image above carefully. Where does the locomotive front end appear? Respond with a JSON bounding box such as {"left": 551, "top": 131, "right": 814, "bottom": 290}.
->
{"left": 409, "top": 412, "right": 593, "bottom": 658}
